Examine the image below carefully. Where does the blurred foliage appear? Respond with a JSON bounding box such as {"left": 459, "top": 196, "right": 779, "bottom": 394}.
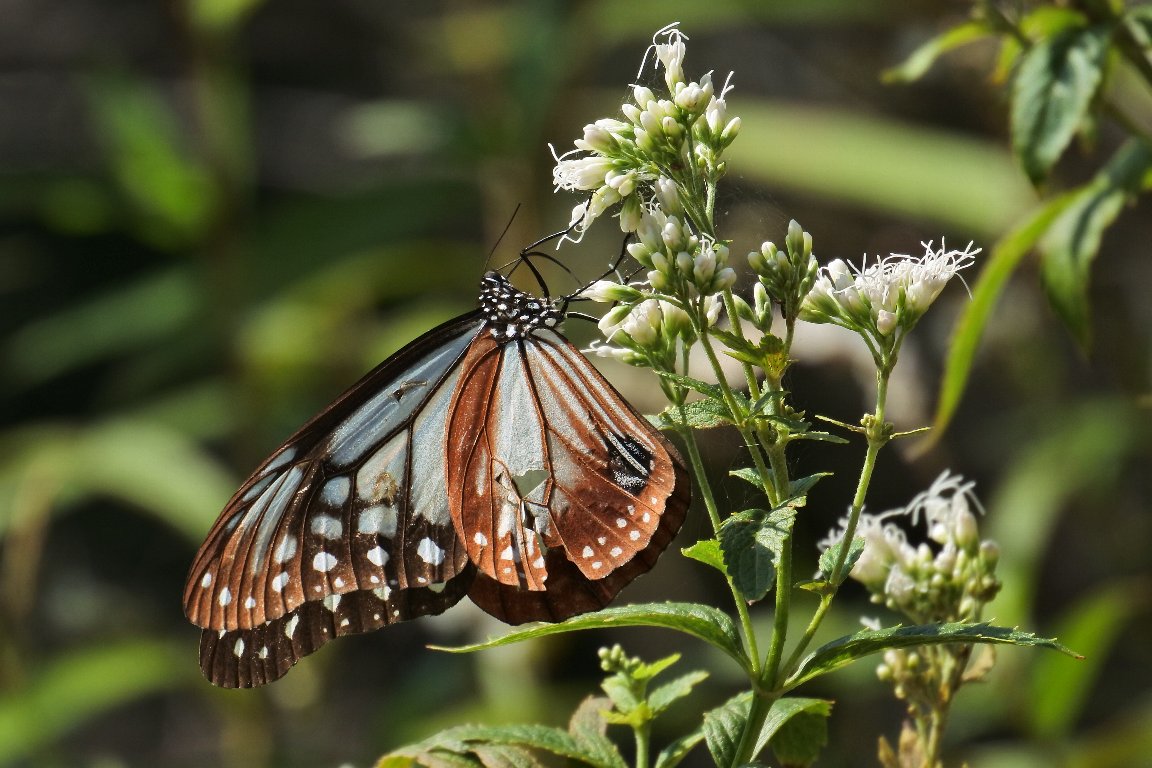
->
{"left": 0, "top": 1, "right": 1148, "bottom": 767}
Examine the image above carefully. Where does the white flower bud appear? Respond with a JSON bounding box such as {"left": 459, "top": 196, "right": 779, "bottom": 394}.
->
{"left": 654, "top": 176, "right": 682, "bottom": 215}
{"left": 714, "top": 267, "right": 737, "bottom": 291}
{"left": 676, "top": 251, "right": 694, "bottom": 276}
{"left": 618, "top": 194, "right": 642, "bottom": 233}
{"left": 582, "top": 280, "right": 641, "bottom": 304}
{"left": 633, "top": 85, "right": 656, "bottom": 109}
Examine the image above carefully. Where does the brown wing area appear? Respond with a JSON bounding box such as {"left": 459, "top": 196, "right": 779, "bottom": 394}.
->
{"left": 468, "top": 452, "right": 689, "bottom": 623}
{"left": 447, "top": 328, "right": 691, "bottom": 622}
{"left": 445, "top": 333, "right": 552, "bottom": 590}
{"left": 199, "top": 573, "right": 472, "bottom": 688}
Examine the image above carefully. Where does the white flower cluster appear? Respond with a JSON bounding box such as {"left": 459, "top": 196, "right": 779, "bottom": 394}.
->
{"left": 745, "top": 219, "right": 820, "bottom": 329}
{"left": 800, "top": 240, "right": 979, "bottom": 341}
{"left": 551, "top": 24, "right": 740, "bottom": 237}
{"left": 626, "top": 207, "right": 736, "bottom": 296}
{"left": 822, "top": 472, "right": 1000, "bottom": 624}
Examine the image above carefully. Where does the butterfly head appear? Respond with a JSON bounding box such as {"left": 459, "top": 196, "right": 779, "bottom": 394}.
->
{"left": 479, "top": 272, "right": 565, "bottom": 339}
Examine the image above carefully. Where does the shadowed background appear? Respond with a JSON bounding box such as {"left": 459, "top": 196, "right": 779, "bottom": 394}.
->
{"left": 1, "top": 1, "right": 1149, "bottom": 766}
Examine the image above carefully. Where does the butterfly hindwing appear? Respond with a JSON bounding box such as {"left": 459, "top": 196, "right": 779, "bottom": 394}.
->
{"left": 445, "top": 326, "right": 689, "bottom": 615}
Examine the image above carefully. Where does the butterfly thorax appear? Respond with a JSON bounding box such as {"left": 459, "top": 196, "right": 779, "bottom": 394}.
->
{"left": 479, "top": 272, "right": 564, "bottom": 340}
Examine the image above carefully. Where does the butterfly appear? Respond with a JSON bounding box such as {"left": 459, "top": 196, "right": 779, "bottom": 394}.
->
{"left": 183, "top": 264, "right": 691, "bottom": 687}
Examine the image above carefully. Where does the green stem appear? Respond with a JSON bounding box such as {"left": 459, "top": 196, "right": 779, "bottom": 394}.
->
{"left": 779, "top": 360, "right": 894, "bottom": 682}
{"left": 634, "top": 721, "right": 650, "bottom": 768}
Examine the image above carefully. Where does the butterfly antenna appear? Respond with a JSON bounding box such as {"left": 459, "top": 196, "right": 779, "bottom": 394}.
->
{"left": 484, "top": 205, "right": 523, "bottom": 270}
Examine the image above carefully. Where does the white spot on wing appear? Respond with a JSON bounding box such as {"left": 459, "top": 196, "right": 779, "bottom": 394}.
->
{"left": 200, "top": 572, "right": 212, "bottom": 588}
{"left": 313, "top": 552, "right": 338, "bottom": 572}
{"left": 582, "top": 546, "right": 594, "bottom": 558}
{"left": 323, "top": 594, "right": 341, "bottom": 612}
{"left": 416, "top": 538, "right": 445, "bottom": 565}
{"left": 274, "top": 535, "right": 297, "bottom": 564}
{"left": 233, "top": 638, "right": 245, "bottom": 658}
{"left": 616, "top": 518, "right": 627, "bottom": 528}
{"left": 610, "top": 546, "right": 623, "bottom": 557}
{"left": 272, "top": 571, "right": 290, "bottom": 592}
{"left": 244, "top": 596, "right": 256, "bottom": 609}
{"left": 258, "top": 646, "right": 269, "bottom": 659}
{"left": 358, "top": 505, "right": 398, "bottom": 537}
{"left": 473, "top": 531, "right": 488, "bottom": 547}
{"left": 285, "top": 614, "right": 300, "bottom": 638}
{"left": 320, "top": 476, "right": 351, "bottom": 507}
{"left": 310, "top": 514, "right": 343, "bottom": 540}
{"left": 367, "top": 546, "right": 388, "bottom": 567}
{"left": 629, "top": 530, "right": 641, "bottom": 541}
{"left": 218, "top": 587, "right": 232, "bottom": 607}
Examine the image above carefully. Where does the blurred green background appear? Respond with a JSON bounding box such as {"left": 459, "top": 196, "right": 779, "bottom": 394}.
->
{"left": 1, "top": 1, "right": 1149, "bottom": 766}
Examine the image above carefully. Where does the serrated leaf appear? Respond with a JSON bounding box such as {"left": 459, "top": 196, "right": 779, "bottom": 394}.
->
{"left": 1011, "top": 24, "right": 1109, "bottom": 185}
{"left": 653, "top": 730, "right": 705, "bottom": 768}
{"left": 789, "top": 472, "right": 831, "bottom": 497}
{"left": 471, "top": 745, "right": 547, "bottom": 768}
{"left": 681, "top": 539, "right": 726, "bottom": 572}
{"left": 648, "top": 671, "right": 710, "bottom": 716}
{"left": 434, "top": 603, "right": 751, "bottom": 673}
{"left": 932, "top": 192, "right": 1078, "bottom": 436}
{"left": 1039, "top": 139, "right": 1152, "bottom": 349}
{"left": 702, "top": 693, "right": 832, "bottom": 766}
{"left": 749, "top": 388, "right": 786, "bottom": 416}
{"left": 569, "top": 695, "right": 612, "bottom": 738}
{"left": 791, "top": 430, "right": 848, "bottom": 444}
{"left": 702, "top": 692, "right": 752, "bottom": 768}
{"left": 817, "top": 536, "right": 866, "bottom": 585}
{"left": 653, "top": 370, "right": 725, "bottom": 400}
{"left": 729, "top": 467, "right": 763, "bottom": 488}
{"left": 883, "top": 20, "right": 995, "bottom": 82}
{"left": 429, "top": 725, "right": 615, "bottom": 768}
{"left": 660, "top": 399, "right": 734, "bottom": 429}
{"left": 568, "top": 698, "right": 627, "bottom": 768}
{"left": 769, "top": 701, "right": 831, "bottom": 767}
{"left": 787, "top": 622, "right": 1079, "bottom": 689}
{"left": 719, "top": 509, "right": 793, "bottom": 603}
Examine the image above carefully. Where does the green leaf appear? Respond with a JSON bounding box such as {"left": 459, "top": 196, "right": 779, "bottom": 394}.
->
{"left": 729, "top": 467, "right": 762, "bottom": 488}
{"left": 790, "top": 430, "right": 849, "bottom": 444}
{"left": 702, "top": 693, "right": 832, "bottom": 766}
{"left": 787, "top": 622, "right": 1079, "bottom": 689}
{"left": 653, "top": 730, "right": 705, "bottom": 768}
{"left": 1010, "top": 24, "right": 1109, "bottom": 185}
{"left": 769, "top": 700, "right": 831, "bottom": 767}
{"left": 790, "top": 472, "right": 831, "bottom": 497}
{"left": 1039, "top": 139, "right": 1152, "bottom": 348}
{"left": 434, "top": 603, "right": 751, "bottom": 673}
{"left": 392, "top": 725, "right": 619, "bottom": 768}
{"left": 931, "top": 192, "right": 1079, "bottom": 435}
{"left": 719, "top": 508, "right": 794, "bottom": 603}
{"left": 471, "top": 745, "right": 548, "bottom": 768}
{"left": 883, "top": 20, "right": 996, "bottom": 82}
{"left": 702, "top": 692, "right": 752, "bottom": 768}
{"left": 0, "top": 641, "right": 183, "bottom": 765}
{"left": 659, "top": 399, "right": 733, "bottom": 429}
{"left": 652, "top": 370, "right": 725, "bottom": 400}
{"left": 648, "top": 671, "right": 710, "bottom": 716}
{"left": 681, "top": 539, "right": 726, "bottom": 573}
{"left": 568, "top": 698, "right": 628, "bottom": 768}
{"left": 816, "top": 536, "right": 865, "bottom": 585}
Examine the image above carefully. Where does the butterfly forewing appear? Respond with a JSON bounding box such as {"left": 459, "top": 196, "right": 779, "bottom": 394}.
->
{"left": 184, "top": 313, "right": 486, "bottom": 686}
{"left": 185, "top": 271, "right": 691, "bottom": 687}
